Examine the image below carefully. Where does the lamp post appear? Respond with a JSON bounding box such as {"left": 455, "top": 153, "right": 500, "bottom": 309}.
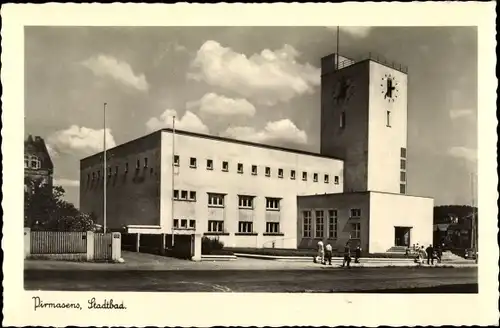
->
{"left": 103, "top": 102, "right": 107, "bottom": 233}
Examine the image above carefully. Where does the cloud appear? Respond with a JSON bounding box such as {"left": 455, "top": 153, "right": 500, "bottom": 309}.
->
{"left": 188, "top": 41, "right": 320, "bottom": 106}
{"left": 47, "top": 125, "right": 116, "bottom": 155}
{"left": 448, "top": 146, "right": 477, "bottom": 163}
{"left": 54, "top": 179, "right": 80, "bottom": 188}
{"left": 326, "top": 26, "right": 373, "bottom": 38}
{"left": 145, "top": 109, "right": 209, "bottom": 134}
{"left": 223, "top": 119, "right": 308, "bottom": 146}
{"left": 450, "top": 108, "right": 474, "bottom": 120}
{"left": 81, "top": 54, "right": 149, "bottom": 92}
{"left": 186, "top": 93, "right": 256, "bottom": 117}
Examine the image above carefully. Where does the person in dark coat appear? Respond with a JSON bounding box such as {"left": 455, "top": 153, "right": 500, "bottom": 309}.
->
{"left": 435, "top": 244, "right": 442, "bottom": 263}
{"left": 354, "top": 245, "right": 362, "bottom": 263}
{"left": 342, "top": 242, "right": 351, "bottom": 268}
{"left": 426, "top": 244, "right": 434, "bottom": 265}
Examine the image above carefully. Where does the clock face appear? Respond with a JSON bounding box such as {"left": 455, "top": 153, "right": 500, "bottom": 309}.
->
{"left": 381, "top": 73, "right": 399, "bottom": 102}
{"left": 332, "top": 76, "right": 355, "bottom": 106}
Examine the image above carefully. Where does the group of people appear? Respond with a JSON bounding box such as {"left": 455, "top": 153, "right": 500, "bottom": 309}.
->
{"left": 411, "top": 243, "right": 443, "bottom": 265}
{"left": 316, "top": 240, "right": 361, "bottom": 268}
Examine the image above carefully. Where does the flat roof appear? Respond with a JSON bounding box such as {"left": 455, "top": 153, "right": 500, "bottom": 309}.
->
{"left": 298, "top": 190, "right": 434, "bottom": 200}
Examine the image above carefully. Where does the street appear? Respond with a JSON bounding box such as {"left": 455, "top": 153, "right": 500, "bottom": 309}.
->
{"left": 24, "top": 267, "right": 478, "bottom": 293}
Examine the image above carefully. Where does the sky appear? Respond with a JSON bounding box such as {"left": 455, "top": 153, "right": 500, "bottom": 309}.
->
{"left": 24, "top": 26, "right": 478, "bottom": 207}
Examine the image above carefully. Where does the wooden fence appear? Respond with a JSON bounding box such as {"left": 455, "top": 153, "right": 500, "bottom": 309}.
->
{"left": 30, "top": 231, "right": 87, "bottom": 254}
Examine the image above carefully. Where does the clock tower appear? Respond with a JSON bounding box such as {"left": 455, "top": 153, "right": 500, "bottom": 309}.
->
{"left": 320, "top": 53, "right": 408, "bottom": 195}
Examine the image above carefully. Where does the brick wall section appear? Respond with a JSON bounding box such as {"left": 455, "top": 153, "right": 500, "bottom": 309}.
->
{"left": 80, "top": 132, "right": 162, "bottom": 230}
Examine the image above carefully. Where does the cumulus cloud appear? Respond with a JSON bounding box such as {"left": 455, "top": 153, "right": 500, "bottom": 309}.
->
{"left": 188, "top": 41, "right": 320, "bottom": 106}
{"left": 326, "top": 26, "right": 373, "bottom": 38}
{"left": 54, "top": 179, "right": 80, "bottom": 188}
{"left": 450, "top": 108, "right": 474, "bottom": 120}
{"left": 223, "top": 119, "right": 308, "bottom": 146}
{"left": 47, "top": 125, "right": 116, "bottom": 155}
{"left": 145, "top": 109, "right": 209, "bottom": 134}
{"left": 186, "top": 93, "right": 256, "bottom": 117}
{"left": 81, "top": 54, "right": 149, "bottom": 92}
{"left": 448, "top": 146, "right": 477, "bottom": 163}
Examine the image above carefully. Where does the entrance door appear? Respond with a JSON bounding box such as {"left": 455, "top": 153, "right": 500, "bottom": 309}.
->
{"left": 394, "top": 227, "right": 411, "bottom": 247}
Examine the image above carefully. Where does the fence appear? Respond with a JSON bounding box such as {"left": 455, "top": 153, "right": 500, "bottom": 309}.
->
{"left": 25, "top": 228, "right": 122, "bottom": 262}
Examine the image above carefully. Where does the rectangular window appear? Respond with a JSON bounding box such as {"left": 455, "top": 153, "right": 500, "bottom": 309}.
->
{"left": 400, "top": 159, "right": 406, "bottom": 170}
{"left": 400, "top": 147, "right": 407, "bottom": 158}
{"left": 351, "top": 223, "right": 361, "bottom": 239}
{"left": 315, "top": 210, "right": 324, "bottom": 238}
{"left": 181, "top": 190, "right": 188, "bottom": 200}
{"left": 340, "top": 111, "right": 346, "bottom": 129}
{"left": 265, "top": 167, "right": 271, "bottom": 177}
{"left": 350, "top": 208, "right": 361, "bottom": 218}
{"left": 238, "top": 195, "right": 254, "bottom": 209}
{"left": 334, "top": 176, "right": 339, "bottom": 185}
{"left": 173, "top": 155, "right": 180, "bottom": 166}
{"left": 302, "top": 172, "right": 307, "bottom": 181}
{"left": 266, "top": 197, "right": 280, "bottom": 210}
{"left": 237, "top": 163, "right": 244, "bottom": 174}
{"left": 144, "top": 157, "right": 148, "bottom": 168}
{"left": 206, "top": 159, "right": 213, "bottom": 170}
{"left": 313, "top": 173, "right": 318, "bottom": 182}
{"left": 400, "top": 183, "right": 406, "bottom": 195}
{"left": 173, "top": 190, "right": 179, "bottom": 200}
{"left": 180, "top": 219, "right": 187, "bottom": 228}
{"left": 251, "top": 165, "right": 258, "bottom": 175}
{"left": 125, "top": 163, "right": 129, "bottom": 173}
{"left": 386, "top": 110, "right": 391, "bottom": 127}
{"left": 328, "top": 210, "right": 338, "bottom": 238}
{"left": 189, "top": 220, "right": 196, "bottom": 229}
{"left": 303, "top": 211, "right": 312, "bottom": 237}
{"left": 400, "top": 171, "right": 406, "bottom": 182}
{"left": 238, "top": 221, "right": 253, "bottom": 233}
{"left": 173, "top": 219, "right": 179, "bottom": 228}
{"left": 278, "top": 168, "right": 284, "bottom": 178}
{"left": 222, "top": 161, "right": 229, "bottom": 172}
{"left": 190, "top": 157, "right": 197, "bottom": 168}
{"left": 189, "top": 191, "right": 197, "bottom": 201}
{"left": 266, "top": 222, "right": 280, "bottom": 234}
{"left": 136, "top": 159, "right": 140, "bottom": 170}
{"left": 208, "top": 193, "right": 225, "bottom": 207}
{"left": 208, "top": 220, "right": 224, "bottom": 233}
{"left": 324, "top": 174, "right": 329, "bottom": 183}
{"left": 291, "top": 170, "right": 296, "bottom": 180}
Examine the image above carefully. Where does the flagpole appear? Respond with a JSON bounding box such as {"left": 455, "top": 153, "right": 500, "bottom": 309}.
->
{"left": 103, "top": 102, "right": 107, "bottom": 233}
{"left": 171, "top": 116, "right": 176, "bottom": 247}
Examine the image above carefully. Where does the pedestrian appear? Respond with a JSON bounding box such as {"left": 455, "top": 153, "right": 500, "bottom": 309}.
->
{"left": 417, "top": 245, "right": 426, "bottom": 265}
{"left": 342, "top": 242, "right": 351, "bottom": 268}
{"left": 435, "top": 244, "right": 442, "bottom": 263}
{"left": 426, "top": 244, "right": 434, "bottom": 265}
{"left": 354, "top": 244, "right": 362, "bottom": 263}
{"left": 325, "top": 243, "right": 333, "bottom": 265}
{"left": 317, "top": 240, "right": 325, "bottom": 264}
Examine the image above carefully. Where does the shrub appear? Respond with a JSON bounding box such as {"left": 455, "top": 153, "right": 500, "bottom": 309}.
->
{"left": 201, "top": 236, "right": 226, "bottom": 255}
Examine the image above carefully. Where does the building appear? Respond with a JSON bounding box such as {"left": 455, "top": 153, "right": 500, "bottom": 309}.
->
{"left": 24, "top": 135, "right": 54, "bottom": 191}
{"left": 80, "top": 52, "right": 434, "bottom": 253}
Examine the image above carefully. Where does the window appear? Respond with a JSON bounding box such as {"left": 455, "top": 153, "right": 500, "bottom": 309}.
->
{"left": 291, "top": 170, "right": 296, "bottom": 180}
{"left": 351, "top": 223, "right": 361, "bottom": 239}
{"left": 237, "top": 163, "right": 244, "bottom": 174}
{"left": 303, "top": 211, "right": 312, "bottom": 237}
{"left": 144, "top": 157, "right": 148, "bottom": 168}
{"left": 24, "top": 155, "right": 29, "bottom": 168}
{"left": 238, "top": 221, "right": 253, "bottom": 233}
{"left": 266, "top": 197, "right": 280, "bottom": 210}
{"left": 251, "top": 165, "right": 258, "bottom": 175}
{"left": 181, "top": 190, "right": 188, "bottom": 200}
{"left": 266, "top": 222, "right": 280, "bottom": 234}
{"left": 173, "top": 219, "right": 179, "bottom": 228}
{"left": 222, "top": 161, "right": 229, "bottom": 172}
{"left": 108, "top": 167, "right": 112, "bottom": 176}
{"left": 400, "top": 183, "right": 406, "bottom": 195}
{"left": 173, "top": 155, "right": 180, "bottom": 166}
{"left": 386, "top": 110, "right": 391, "bottom": 127}
{"left": 328, "top": 210, "right": 338, "bottom": 238}
{"left": 208, "top": 220, "right": 224, "bottom": 233}
{"left": 181, "top": 219, "right": 187, "bottom": 228}
{"left": 265, "top": 167, "right": 271, "bottom": 177}
{"left": 313, "top": 173, "right": 318, "bottom": 182}
{"left": 189, "top": 220, "right": 196, "bottom": 229}
{"left": 302, "top": 172, "right": 307, "bottom": 181}
{"left": 400, "top": 147, "right": 407, "bottom": 158}
{"left": 334, "top": 176, "right": 339, "bottom": 185}
{"left": 27, "top": 155, "right": 41, "bottom": 169}
{"left": 400, "top": 171, "right": 406, "bottom": 182}
{"left": 208, "top": 193, "right": 225, "bottom": 207}
{"left": 189, "top": 191, "right": 197, "bottom": 201}
{"left": 136, "top": 159, "right": 140, "bottom": 170}
{"left": 324, "top": 174, "right": 330, "bottom": 183}
{"left": 315, "top": 210, "right": 324, "bottom": 238}
{"left": 400, "top": 159, "right": 406, "bottom": 170}
{"left": 350, "top": 208, "right": 361, "bottom": 218}
{"left": 340, "top": 111, "right": 346, "bottom": 129}
{"left": 125, "top": 163, "right": 129, "bottom": 173}
{"left": 238, "top": 195, "right": 254, "bottom": 209}
{"left": 206, "top": 159, "right": 213, "bottom": 170}
{"left": 278, "top": 168, "right": 284, "bottom": 178}
{"left": 190, "top": 157, "right": 197, "bottom": 168}
{"left": 173, "top": 190, "right": 179, "bottom": 200}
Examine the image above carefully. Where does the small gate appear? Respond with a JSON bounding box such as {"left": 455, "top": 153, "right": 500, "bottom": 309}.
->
{"left": 94, "top": 233, "right": 113, "bottom": 261}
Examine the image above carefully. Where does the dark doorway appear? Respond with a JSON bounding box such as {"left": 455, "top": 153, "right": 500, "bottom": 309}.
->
{"left": 394, "top": 227, "right": 411, "bottom": 247}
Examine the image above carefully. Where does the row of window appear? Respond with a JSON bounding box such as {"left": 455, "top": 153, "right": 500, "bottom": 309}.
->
{"left": 400, "top": 147, "right": 407, "bottom": 195}
{"left": 303, "top": 209, "right": 361, "bottom": 239}
{"left": 174, "top": 191, "right": 281, "bottom": 211}
{"left": 339, "top": 110, "right": 396, "bottom": 129}
{"left": 173, "top": 219, "right": 280, "bottom": 234}
{"left": 175, "top": 155, "right": 340, "bottom": 184}
{"left": 86, "top": 158, "right": 151, "bottom": 182}
{"left": 24, "top": 155, "right": 41, "bottom": 170}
